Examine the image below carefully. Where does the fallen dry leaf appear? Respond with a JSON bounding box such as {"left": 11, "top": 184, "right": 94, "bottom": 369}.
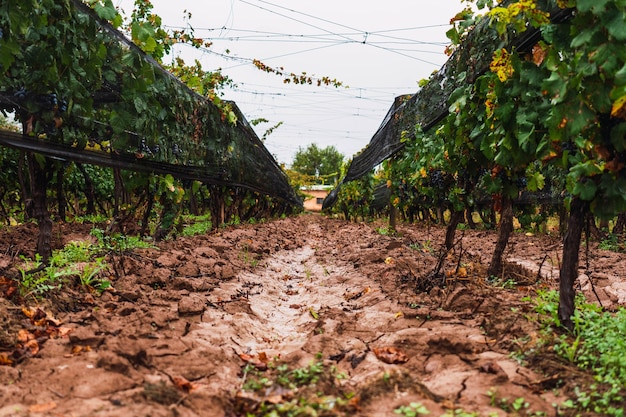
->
{"left": 69, "top": 345, "right": 92, "bottom": 356}
{"left": 172, "top": 375, "right": 196, "bottom": 393}
{"left": 238, "top": 352, "right": 268, "bottom": 371}
{"left": 0, "top": 353, "right": 13, "bottom": 366}
{"left": 373, "top": 347, "right": 409, "bottom": 364}
{"left": 56, "top": 327, "right": 73, "bottom": 338}
{"left": 17, "top": 329, "right": 34, "bottom": 343}
{"left": 23, "top": 339, "right": 40, "bottom": 356}
{"left": 28, "top": 402, "right": 57, "bottom": 413}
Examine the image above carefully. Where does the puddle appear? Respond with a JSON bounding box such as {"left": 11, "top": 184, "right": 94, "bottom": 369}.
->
{"left": 191, "top": 246, "right": 352, "bottom": 356}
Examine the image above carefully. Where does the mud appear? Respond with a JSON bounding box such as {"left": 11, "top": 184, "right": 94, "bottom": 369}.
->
{"left": 1, "top": 214, "right": 625, "bottom": 416}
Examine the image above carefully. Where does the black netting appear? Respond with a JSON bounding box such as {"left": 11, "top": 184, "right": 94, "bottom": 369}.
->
{"left": 0, "top": 0, "right": 301, "bottom": 207}
{"left": 325, "top": 1, "right": 572, "bottom": 209}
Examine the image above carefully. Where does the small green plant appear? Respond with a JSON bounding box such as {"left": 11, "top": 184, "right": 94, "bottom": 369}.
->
{"left": 394, "top": 402, "right": 430, "bottom": 416}
{"left": 522, "top": 290, "right": 626, "bottom": 416}
{"left": 440, "top": 410, "right": 498, "bottom": 417}
{"left": 17, "top": 254, "right": 62, "bottom": 297}
{"left": 376, "top": 226, "right": 391, "bottom": 235}
{"left": 598, "top": 234, "right": 624, "bottom": 252}
{"left": 14, "top": 230, "right": 147, "bottom": 297}
{"left": 90, "top": 228, "right": 155, "bottom": 253}
{"left": 409, "top": 240, "right": 433, "bottom": 253}
{"left": 72, "top": 213, "right": 109, "bottom": 224}
{"left": 487, "top": 275, "right": 517, "bottom": 289}
{"left": 181, "top": 216, "right": 212, "bottom": 236}
{"left": 239, "top": 244, "right": 259, "bottom": 267}
{"left": 240, "top": 353, "right": 354, "bottom": 416}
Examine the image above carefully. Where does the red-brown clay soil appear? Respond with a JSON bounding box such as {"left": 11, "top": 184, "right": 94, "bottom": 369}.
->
{"left": 1, "top": 214, "right": 625, "bottom": 416}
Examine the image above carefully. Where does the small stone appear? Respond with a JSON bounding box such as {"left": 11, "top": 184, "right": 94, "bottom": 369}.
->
{"left": 178, "top": 295, "right": 206, "bottom": 316}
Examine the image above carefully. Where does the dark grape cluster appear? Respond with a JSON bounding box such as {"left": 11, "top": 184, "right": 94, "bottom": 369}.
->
{"left": 516, "top": 176, "right": 528, "bottom": 189}
{"left": 429, "top": 169, "right": 445, "bottom": 188}
{"left": 172, "top": 143, "right": 181, "bottom": 156}
{"left": 561, "top": 141, "right": 576, "bottom": 152}
{"left": 13, "top": 87, "right": 27, "bottom": 100}
{"left": 12, "top": 89, "right": 68, "bottom": 114}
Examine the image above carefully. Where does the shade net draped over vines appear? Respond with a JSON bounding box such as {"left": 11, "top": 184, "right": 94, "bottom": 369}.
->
{"left": 0, "top": 0, "right": 301, "bottom": 207}
{"left": 323, "top": 0, "right": 571, "bottom": 210}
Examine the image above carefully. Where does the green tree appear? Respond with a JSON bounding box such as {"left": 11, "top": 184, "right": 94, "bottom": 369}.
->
{"left": 291, "top": 144, "right": 343, "bottom": 184}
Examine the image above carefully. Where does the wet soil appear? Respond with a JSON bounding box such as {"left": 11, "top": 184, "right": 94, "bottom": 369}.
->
{"left": 1, "top": 214, "right": 625, "bottom": 416}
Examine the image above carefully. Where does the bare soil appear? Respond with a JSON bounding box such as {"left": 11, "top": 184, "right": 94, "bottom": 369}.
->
{"left": 1, "top": 214, "right": 625, "bottom": 416}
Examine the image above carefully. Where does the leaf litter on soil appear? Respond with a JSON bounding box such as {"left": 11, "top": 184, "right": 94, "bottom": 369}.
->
{"left": 0, "top": 214, "right": 625, "bottom": 416}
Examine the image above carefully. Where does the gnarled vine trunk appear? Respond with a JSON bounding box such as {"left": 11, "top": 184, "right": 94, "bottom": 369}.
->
{"left": 77, "top": 163, "right": 97, "bottom": 215}
{"left": 445, "top": 210, "right": 464, "bottom": 251}
{"left": 487, "top": 194, "right": 513, "bottom": 278}
{"left": 56, "top": 163, "right": 67, "bottom": 222}
{"left": 27, "top": 153, "right": 53, "bottom": 264}
{"left": 558, "top": 197, "right": 587, "bottom": 331}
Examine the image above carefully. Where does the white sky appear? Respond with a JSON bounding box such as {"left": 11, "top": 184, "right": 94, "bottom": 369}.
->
{"left": 114, "top": 0, "right": 465, "bottom": 166}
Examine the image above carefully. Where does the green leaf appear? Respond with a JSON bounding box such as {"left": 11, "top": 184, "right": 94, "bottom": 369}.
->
{"left": 143, "top": 36, "right": 157, "bottom": 53}
{"left": 446, "top": 27, "right": 460, "bottom": 44}
{"left": 576, "top": 0, "right": 610, "bottom": 13}
{"left": 610, "top": 123, "right": 626, "bottom": 152}
{"left": 606, "top": 11, "right": 626, "bottom": 41}
{"left": 527, "top": 172, "right": 545, "bottom": 191}
{"left": 133, "top": 96, "right": 147, "bottom": 113}
{"left": 573, "top": 179, "right": 597, "bottom": 200}
{"left": 615, "top": 64, "right": 626, "bottom": 86}
{"left": 516, "top": 119, "right": 535, "bottom": 152}
{"left": 93, "top": 0, "right": 119, "bottom": 22}
{"left": 0, "top": 38, "right": 21, "bottom": 69}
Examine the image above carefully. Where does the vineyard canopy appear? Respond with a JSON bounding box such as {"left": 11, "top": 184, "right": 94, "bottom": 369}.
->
{"left": 0, "top": 0, "right": 301, "bottom": 207}
{"left": 323, "top": 0, "right": 572, "bottom": 209}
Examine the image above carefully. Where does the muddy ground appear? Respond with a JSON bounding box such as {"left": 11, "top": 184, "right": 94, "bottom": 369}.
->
{"left": 1, "top": 214, "right": 625, "bottom": 416}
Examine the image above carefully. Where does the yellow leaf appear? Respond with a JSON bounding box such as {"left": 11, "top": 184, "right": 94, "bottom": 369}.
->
{"left": 29, "top": 402, "right": 57, "bottom": 413}
{"left": 309, "top": 308, "right": 319, "bottom": 320}
{"left": 394, "top": 311, "right": 404, "bottom": 318}
{"left": 611, "top": 94, "right": 626, "bottom": 119}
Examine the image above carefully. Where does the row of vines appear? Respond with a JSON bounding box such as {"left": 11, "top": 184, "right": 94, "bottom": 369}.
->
{"left": 0, "top": 0, "right": 302, "bottom": 265}
{"left": 328, "top": 0, "right": 626, "bottom": 330}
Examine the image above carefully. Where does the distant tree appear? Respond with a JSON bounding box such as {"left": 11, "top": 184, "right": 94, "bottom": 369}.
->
{"left": 291, "top": 144, "right": 343, "bottom": 184}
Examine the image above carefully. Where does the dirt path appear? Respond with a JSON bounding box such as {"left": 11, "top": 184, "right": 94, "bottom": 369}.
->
{"left": 1, "top": 214, "right": 625, "bottom": 416}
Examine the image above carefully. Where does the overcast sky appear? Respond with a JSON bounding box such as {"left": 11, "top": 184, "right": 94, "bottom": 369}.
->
{"left": 114, "top": 0, "right": 464, "bottom": 166}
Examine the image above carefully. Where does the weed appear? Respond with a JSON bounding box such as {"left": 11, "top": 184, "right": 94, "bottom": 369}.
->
{"left": 376, "top": 226, "right": 391, "bottom": 235}
{"left": 239, "top": 354, "right": 354, "bottom": 416}
{"left": 72, "top": 213, "right": 109, "bottom": 224}
{"left": 598, "top": 234, "right": 624, "bottom": 252}
{"left": 90, "top": 228, "right": 155, "bottom": 253}
{"left": 15, "top": 231, "right": 134, "bottom": 297}
{"left": 523, "top": 290, "right": 626, "bottom": 416}
{"left": 17, "top": 254, "right": 62, "bottom": 297}
{"left": 239, "top": 244, "right": 259, "bottom": 267}
{"left": 487, "top": 275, "right": 517, "bottom": 289}
{"left": 394, "top": 402, "right": 430, "bottom": 416}
{"left": 181, "top": 219, "right": 212, "bottom": 236}
{"left": 409, "top": 240, "right": 433, "bottom": 253}
{"left": 440, "top": 410, "right": 498, "bottom": 417}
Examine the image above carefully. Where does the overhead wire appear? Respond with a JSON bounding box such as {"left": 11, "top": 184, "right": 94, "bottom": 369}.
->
{"left": 156, "top": 0, "right": 453, "bottom": 162}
